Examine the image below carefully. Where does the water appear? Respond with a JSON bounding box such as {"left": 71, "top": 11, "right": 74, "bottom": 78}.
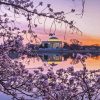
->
{"left": 18, "top": 52, "right": 100, "bottom": 71}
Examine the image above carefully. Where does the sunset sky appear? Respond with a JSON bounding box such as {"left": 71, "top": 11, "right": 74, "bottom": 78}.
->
{"left": 31, "top": 0, "right": 100, "bottom": 45}
{"left": 38, "top": 0, "right": 100, "bottom": 34}
{"left": 1, "top": 0, "right": 100, "bottom": 45}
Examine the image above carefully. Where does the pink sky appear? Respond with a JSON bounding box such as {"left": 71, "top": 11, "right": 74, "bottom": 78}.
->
{"left": 1, "top": 0, "right": 100, "bottom": 45}
{"left": 34, "top": 0, "right": 100, "bottom": 45}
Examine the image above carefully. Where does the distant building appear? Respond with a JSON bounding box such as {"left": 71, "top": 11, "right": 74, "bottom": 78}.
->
{"left": 41, "top": 36, "right": 63, "bottom": 49}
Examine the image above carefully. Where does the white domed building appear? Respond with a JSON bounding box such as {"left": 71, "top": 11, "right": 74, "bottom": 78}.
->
{"left": 41, "top": 35, "right": 63, "bottom": 49}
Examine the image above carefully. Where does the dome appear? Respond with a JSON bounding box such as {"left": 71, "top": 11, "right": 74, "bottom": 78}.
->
{"left": 49, "top": 36, "right": 61, "bottom": 42}
{"left": 49, "top": 37, "right": 58, "bottom": 39}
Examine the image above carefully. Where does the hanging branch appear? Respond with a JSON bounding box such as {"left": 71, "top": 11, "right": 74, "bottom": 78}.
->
{"left": 75, "top": 0, "right": 85, "bottom": 17}
{"left": 64, "top": 23, "right": 68, "bottom": 40}
{"left": 49, "top": 18, "right": 56, "bottom": 34}
{"left": 81, "top": 0, "right": 85, "bottom": 17}
{"left": 0, "top": 1, "right": 82, "bottom": 34}
{"left": 43, "top": 16, "right": 48, "bottom": 34}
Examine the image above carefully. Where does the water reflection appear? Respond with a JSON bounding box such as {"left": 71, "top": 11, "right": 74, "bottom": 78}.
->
{"left": 25, "top": 52, "right": 100, "bottom": 70}
{"left": 37, "top": 52, "right": 100, "bottom": 66}
{"left": 9, "top": 50, "right": 100, "bottom": 70}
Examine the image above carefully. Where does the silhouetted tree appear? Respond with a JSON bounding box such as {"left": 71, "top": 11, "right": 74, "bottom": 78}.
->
{"left": 63, "top": 42, "right": 70, "bottom": 49}
{"left": 70, "top": 39, "right": 81, "bottom": 50}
